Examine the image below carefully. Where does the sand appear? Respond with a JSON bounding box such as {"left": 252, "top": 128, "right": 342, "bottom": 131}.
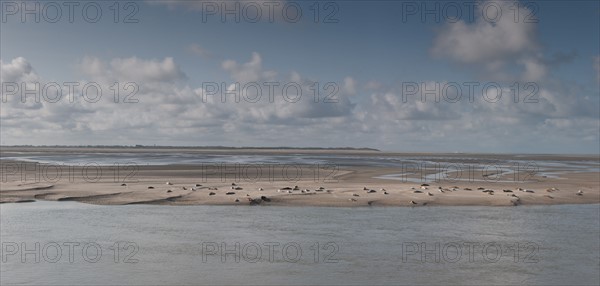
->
{"left": 0, "top": 148, "right": 598, "bottom": 207}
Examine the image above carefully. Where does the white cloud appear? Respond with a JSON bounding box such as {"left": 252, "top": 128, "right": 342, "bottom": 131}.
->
{"left": 432, "top": 2, "right": 538, "bottom": 64}
{"left": 1, "top": 55, "right": 598, "bottom": 153}
{"left": 343, "top": 77, "right": 356, "bottom": 95}
{"left": 80, "top": 56, "right": 187, "bottom": 84}
{"left": 187, "top": 43, "right": 211, "bottom": 58}
{"left": 521, "top": 57, "right": 547, "bottom": 82}
{"left": 0, "top": 57, "right": 38, "bottom": 83}
{"left": 214, "top": 52, "right": 355, "bottom": 121}
{"left": 1, "top": 57, "right": 42, "bottom": 111}
{"left": 1, "top": 54, "right": 358, "bottom": 146}
{"left": 365, "top": 80, "right": 382, "bottom": 91}
{"left": 431, "top": 1, "right": 543, "bottom": 82}
{"left": 111, "top": 57, "right": 187, "bottom": 82}
{"left": 221, "top": 52, "right": 276, "bottom": 82}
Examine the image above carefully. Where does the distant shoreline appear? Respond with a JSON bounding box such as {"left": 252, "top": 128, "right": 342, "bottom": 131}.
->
{"left": 2, "top": 146, "right": 599, "bottom": 157}
{"left": 0, "top": 145, "right": 381, "bottom": 151}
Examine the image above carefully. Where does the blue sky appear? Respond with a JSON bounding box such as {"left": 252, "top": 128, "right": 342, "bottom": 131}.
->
{"left": 1, "top": 0, "right": 599, "bottom": 153}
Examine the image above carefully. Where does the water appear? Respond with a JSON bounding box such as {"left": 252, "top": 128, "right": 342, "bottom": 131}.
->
{"left": 1, "top": 201, "right": 599, "bottom": 285}
{"left": 2, "top": 152, "right": 599, "bottom": 182}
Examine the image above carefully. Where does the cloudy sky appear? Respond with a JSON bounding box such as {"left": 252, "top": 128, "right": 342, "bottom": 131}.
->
{"left": 1, "top": 0, "right": 599, "bottom": 153}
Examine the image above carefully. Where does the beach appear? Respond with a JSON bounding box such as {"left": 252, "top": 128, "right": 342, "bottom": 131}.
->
{"left": 1, "top": 147, "right": 598, "bottom": 206}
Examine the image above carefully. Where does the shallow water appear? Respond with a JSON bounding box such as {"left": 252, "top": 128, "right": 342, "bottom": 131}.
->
{"left": 2, "top": 153, "right": 598, "bottom": 183}
{"left": 1, "top": 201, "right": 599, "bottom": 285}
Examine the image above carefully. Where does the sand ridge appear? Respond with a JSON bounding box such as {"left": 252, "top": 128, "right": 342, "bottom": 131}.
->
{"left": 1, "top": 158, "right": 598, "bottom": 206}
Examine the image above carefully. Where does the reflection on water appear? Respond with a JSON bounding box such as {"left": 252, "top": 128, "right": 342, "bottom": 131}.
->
{"left": 2, "top": 153, "right": 598, "bottom": 183}
{"left": 1, "top": 201, "right": 599, "bottom": 285}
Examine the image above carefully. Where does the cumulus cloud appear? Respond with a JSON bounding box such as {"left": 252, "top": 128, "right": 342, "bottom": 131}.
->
{"left": 520, "top": 57, "right": 547, "bottom": 82}
{"left": 347, "top": 75, "right": 600, "bottom": 152}
{"left": 187, "top": 43, "right": 212, "bottom": 58}
{"left": 2, "top": 56, "right": 198, "bottom": 144}
{"left": 80, "top": 56, "right": 187, "bottom": 83}
{"left": 432, "top": 17, "right": 537, "bottom": 64}
{"left": 1, "top": 57, "right": 43, "bottom": 110}
{"left": 207, "top": 52, "right": 355, "bottom": 121}
{"left": 221, "top": 52, "right": 276, "bottom": 82}
{"left": 0, "top": 57, "right": 38, "bottom": 83}
{"left": 363, "top": 83, "right": 461, "bottom": 121}
{"left": 365, "top": 80, "right": 383, "bottom": 91}
{"left": 1, "top": 54, "right": 357, "bottom": 146}
{"left": 423, "top": 0, "right": 598, "bottom": 152}
{"left": 343, "top": 77, "right": 357, "bottom": 95}
{"left": 2, "top": 53, "right": 598, "bottom": 152}
{"left": 431, "top": 1, "right": 543, "bottom": 82}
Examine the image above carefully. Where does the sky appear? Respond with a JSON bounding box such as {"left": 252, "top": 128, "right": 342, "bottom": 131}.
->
{"left": 1, "top": 0, "right": 599, "bottom": 153}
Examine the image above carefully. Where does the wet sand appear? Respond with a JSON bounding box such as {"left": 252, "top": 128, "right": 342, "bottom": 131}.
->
{"left": 0, "top": 148, "right": 598, "bottom": 206}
